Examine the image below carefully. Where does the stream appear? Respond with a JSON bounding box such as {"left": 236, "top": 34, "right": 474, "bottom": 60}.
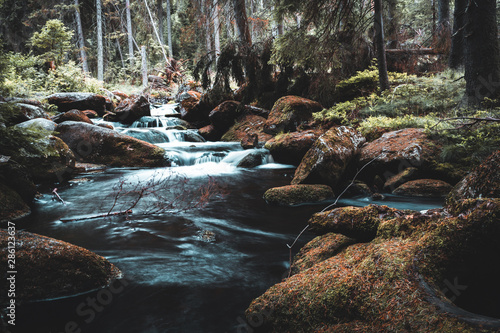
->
{"left": 10, "top": 106, "right": 443, "bottom": 333}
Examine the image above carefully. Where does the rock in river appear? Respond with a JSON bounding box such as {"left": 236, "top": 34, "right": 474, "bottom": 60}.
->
{"left": 0, "top": 230, "right": 122, "bottom": 304}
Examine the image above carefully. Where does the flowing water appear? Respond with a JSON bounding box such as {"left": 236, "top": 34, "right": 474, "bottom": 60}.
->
{"left": 9, "top": 111, "right": 444, "bottom": 333}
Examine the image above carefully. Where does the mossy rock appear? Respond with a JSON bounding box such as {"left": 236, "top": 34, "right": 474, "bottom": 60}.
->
{"left": 291, "top": 126, "right": 365, "bottom": 188}
{"left": 56, "top": 121, "right": 167, "bottom": 167}
{"left": 221, "top": 115, "right": 273, "bottom": 143}
{"left": 0, "top": 183, "right": 31, "bottom": 222}
{"left": 264, "top": 96, "right": 323, "bottom": 135}
{"left": 290, "top": 233, "right": 355, "bottom": 276}
{"left": 264, "top": 129, "right": 324, "bottom": 165}
{"left": 0, "top": 230, "right": 122, "bottom": 304}
{"left": 447, "top": 149, "right": 500, "bottom": 206}
{"left": 309, "top": 204, "right": 402, "bottom": 241}
{"left": 393, "top": 179, "right": 453, "bottom": 197}
{"left": 246, "top": 199, "right": 500, "bottom": 332}
{"left": 383, "top": 167, "right": 419, "bottom": 192}
{"left": 263, "top": 184, "right": 334, "bottom": 206}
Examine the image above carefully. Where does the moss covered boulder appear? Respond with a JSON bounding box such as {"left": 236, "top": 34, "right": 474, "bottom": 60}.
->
{"left": 0, "top": 183, "right": 31, "bottom": 222}
{"left": 208, "top": 100, "right": 241, "bottom": 132}
{"left": 107, "top": 95, "right": 150, "bottom": 124}
{"left": 246, "top": 199, "right": 500, "bottom": 332}
{"left": 447, "top": 149, "right": 500, "bottom": 205}
{"left": 290, "top": 233, "right": 355, "bottom": 276}
{"left": 291, "top": 126, "right": 365, "bottom": 188}
{"left": 264, "top": 129, "right": 324, "bottom": 165}
{"left": 15, "top": 118, "right": 57, "bottom": 132}
{"left": 393, "top": 179, "right": 453, "bottom": 197}
{"left": 263, "top": 184, "right": 334, "bottom": 206}
{"left": 358, "top": 128, "right": 442, "bottom": 185}
{"left": 56, "top": 121, "right": 167, "bottom": 167}
{"left": 309, "top": 204, "right": 402, "bottom": 241}
{"left": 264, "top": 96, "right": 323, "bottom": 135}
{"left": 47, "top": 92, "right": 107, "bottom": 115}
{"left": 383, "top": 167, "right": 419, "bottom": 192}
{"left": 0, "top": 230, "right": 122, "bottom": 304}
{"left": 221, "top": 115, "right": 273, "bottom": 143}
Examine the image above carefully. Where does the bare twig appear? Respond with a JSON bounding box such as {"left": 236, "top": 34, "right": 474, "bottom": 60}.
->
{"left": 52, "top": 188, "right": 66, "bottom": 205}
{"left": 430, "top": 116, "right": 500, "bottom": 130}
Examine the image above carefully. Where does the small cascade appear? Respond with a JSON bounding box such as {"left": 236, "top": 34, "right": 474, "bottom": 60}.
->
{"left": 150, "top": 103, "right": 180, "bottom": 116}
{"left": 130, "top": 116, "right": 188, "bottom": 128}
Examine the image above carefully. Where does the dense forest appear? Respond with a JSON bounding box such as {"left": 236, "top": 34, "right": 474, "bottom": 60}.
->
{"left": 1, "top": 1, "right": 500, "bottom": 332}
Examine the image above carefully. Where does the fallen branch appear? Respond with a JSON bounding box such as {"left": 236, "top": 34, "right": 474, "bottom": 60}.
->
{"left": 52, "top": 188, "right": 66, "bottom": 205}
{"left": 430, "top": 116, "right": 500, "bottom": 130}
{"left": 60, "top": 210, "right": 132, "bottom": 223}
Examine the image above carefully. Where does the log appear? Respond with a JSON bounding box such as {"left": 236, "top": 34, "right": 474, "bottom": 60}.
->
{"left": 386, "top": 48, "right": 439, "bottom": 55}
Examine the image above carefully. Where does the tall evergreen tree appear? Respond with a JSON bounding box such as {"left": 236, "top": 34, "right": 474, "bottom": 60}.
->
{"left": 449, "top": 0, "right": 465, "bottom": 69}
{"left": 96, "top": 0, "right": 104, "bottom": 80}
{"left": 374, "top": 0, "right": 389, "bottom": 91}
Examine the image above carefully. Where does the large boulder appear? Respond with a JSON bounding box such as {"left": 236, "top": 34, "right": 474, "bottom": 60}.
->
{"left": 263, "top": 184, "right": 334, "bottom": 206}
{"left": 51, "top": 109, "right": 93, "bottom": 124}
{"left": 264, "top": 96, "right": 323, "bottom": 135}
{"left": 291, "top": 126, "right": 365, "bottom": 188}
{"left": 0, "top": 182, "right": 31, "bottom": 222}
{"left": 246, "top": 199, "right": 500, "bottom": 332}
{"left": 16, "top": 103, "right": 49, "bottom": 120}
{"left": 179, "top": 91, "right": 207, "bottom": 124}
{"left": 56, "top": 121, "right": 167, "bottom": 167}
{"left": 264, "top": 129, "right": 324, "bottom": 165}
{"left": 393, "top": 179, "right": 453, "bottom": 197}
{"left": 108, "top": 95, "right": 150, "bottom": 124}
{"left": 221, "top": 115, "right": 273, "bottom": 143}
{"left": 15, "top": 118, "right": 57, "bottom": 132}
{"left": 447, "top": 149, "right": 500, "bottom": 205}
{"left": 208, "top": 100, "right": 241, "bottom": 132}
{"left": 358, "top": 128, "right": 442, "bottom": 186}
{"left": 46, "top": 93, "right": 107, "bottom": 115}
{"left": 0, "top": 230, "right": 122, "bottom": 304}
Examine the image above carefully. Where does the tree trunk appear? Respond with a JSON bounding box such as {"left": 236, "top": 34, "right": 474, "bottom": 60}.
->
{"left": 74, "top": 0, "right": 89, "bottom": 73}
{"left": 464, "top": 0, "right": 500, "bottom": 106}
{"left": 144, "top": 0, "right": 170, "bottom": 65}
{"left": 141, "top": 45, "right": 148, "bottom": 88}
{"left": 232, "top": 0, "right": 252, "bottom": 47}
{"left": 436, "top": 0, "right": 451, "bottom": 53}
{"left": 166, "top": 0, "right": 173, "bottom": 57}
{"left": 96, "top": 0, "right": 104, "bottom": 81}
{"left": 386, "top": 0, "right": 399, "bottom": 48}
{"left": 374, "top": 0, "right": 390, "bottom": 92}
{"left": 157, "top": 0, "right": 164, "bottom": 45}
{"left": 449, "top": 0, "right": 465, "bottom": 69}
{"left": 213, "top": 0, "right": 221, "bottom": 59}
{"left": 126, "top": 0, "right": 135, "bottom": 67}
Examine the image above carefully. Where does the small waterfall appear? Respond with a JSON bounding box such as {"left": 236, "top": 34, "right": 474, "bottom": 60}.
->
{"left": 130, "top": 116, "right": 188, "bottom": 128}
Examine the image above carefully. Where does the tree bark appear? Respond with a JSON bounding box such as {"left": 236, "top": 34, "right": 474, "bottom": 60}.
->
{"left": 74, "top": 0, "right": 89, "bottom": 73}
{"left": 464, "top": 0, "right": 500, "bottom": 106}
{"left": 141, "top": 45, "right": 148, "bottom": 88}
{"left": 449, "top": 0, "right": 465, "bottom": 69}
{"left": 126, "top": 0, "right": 135, "bottom": 66}
{"left": 233, "top": 0, "right": 252, "bottom": 47}
{"left": 386, "top": 0, "right": 399, "bottom": 48}
{"left": 166, "top": 0, "right": 173, "bottom": 57}
{"left": 374, "top": 0, "right": 390, "bottom": 92}
{"left": 96, "top": 0, "right": 104, "bottom": 81}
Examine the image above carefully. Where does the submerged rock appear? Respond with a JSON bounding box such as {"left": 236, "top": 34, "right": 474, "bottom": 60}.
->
{"left": 263, "top": 184, "right": 334, "bottom": 206}
{"left": 237, "top": 150, "right": 266, "bottom": 168}
{"left": 393, "top": 179, "right": 453, "bottom": 197}
{"left": 264, "top": 129, "right": 324, "bottom": 165}
{"left": 56, "top": 121, "right": 167, "bottom": 167}
{"left": 291, "top": 126, "right": 365, "bottom": 188}
{"left": 246, "top": 199, "right": 500, "bottom": 332}
{"left": 264, "top": 95, "right": 323, "bottom": 135}
{"left": 0, "top": 230, "right": 122, "bottom": 304}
